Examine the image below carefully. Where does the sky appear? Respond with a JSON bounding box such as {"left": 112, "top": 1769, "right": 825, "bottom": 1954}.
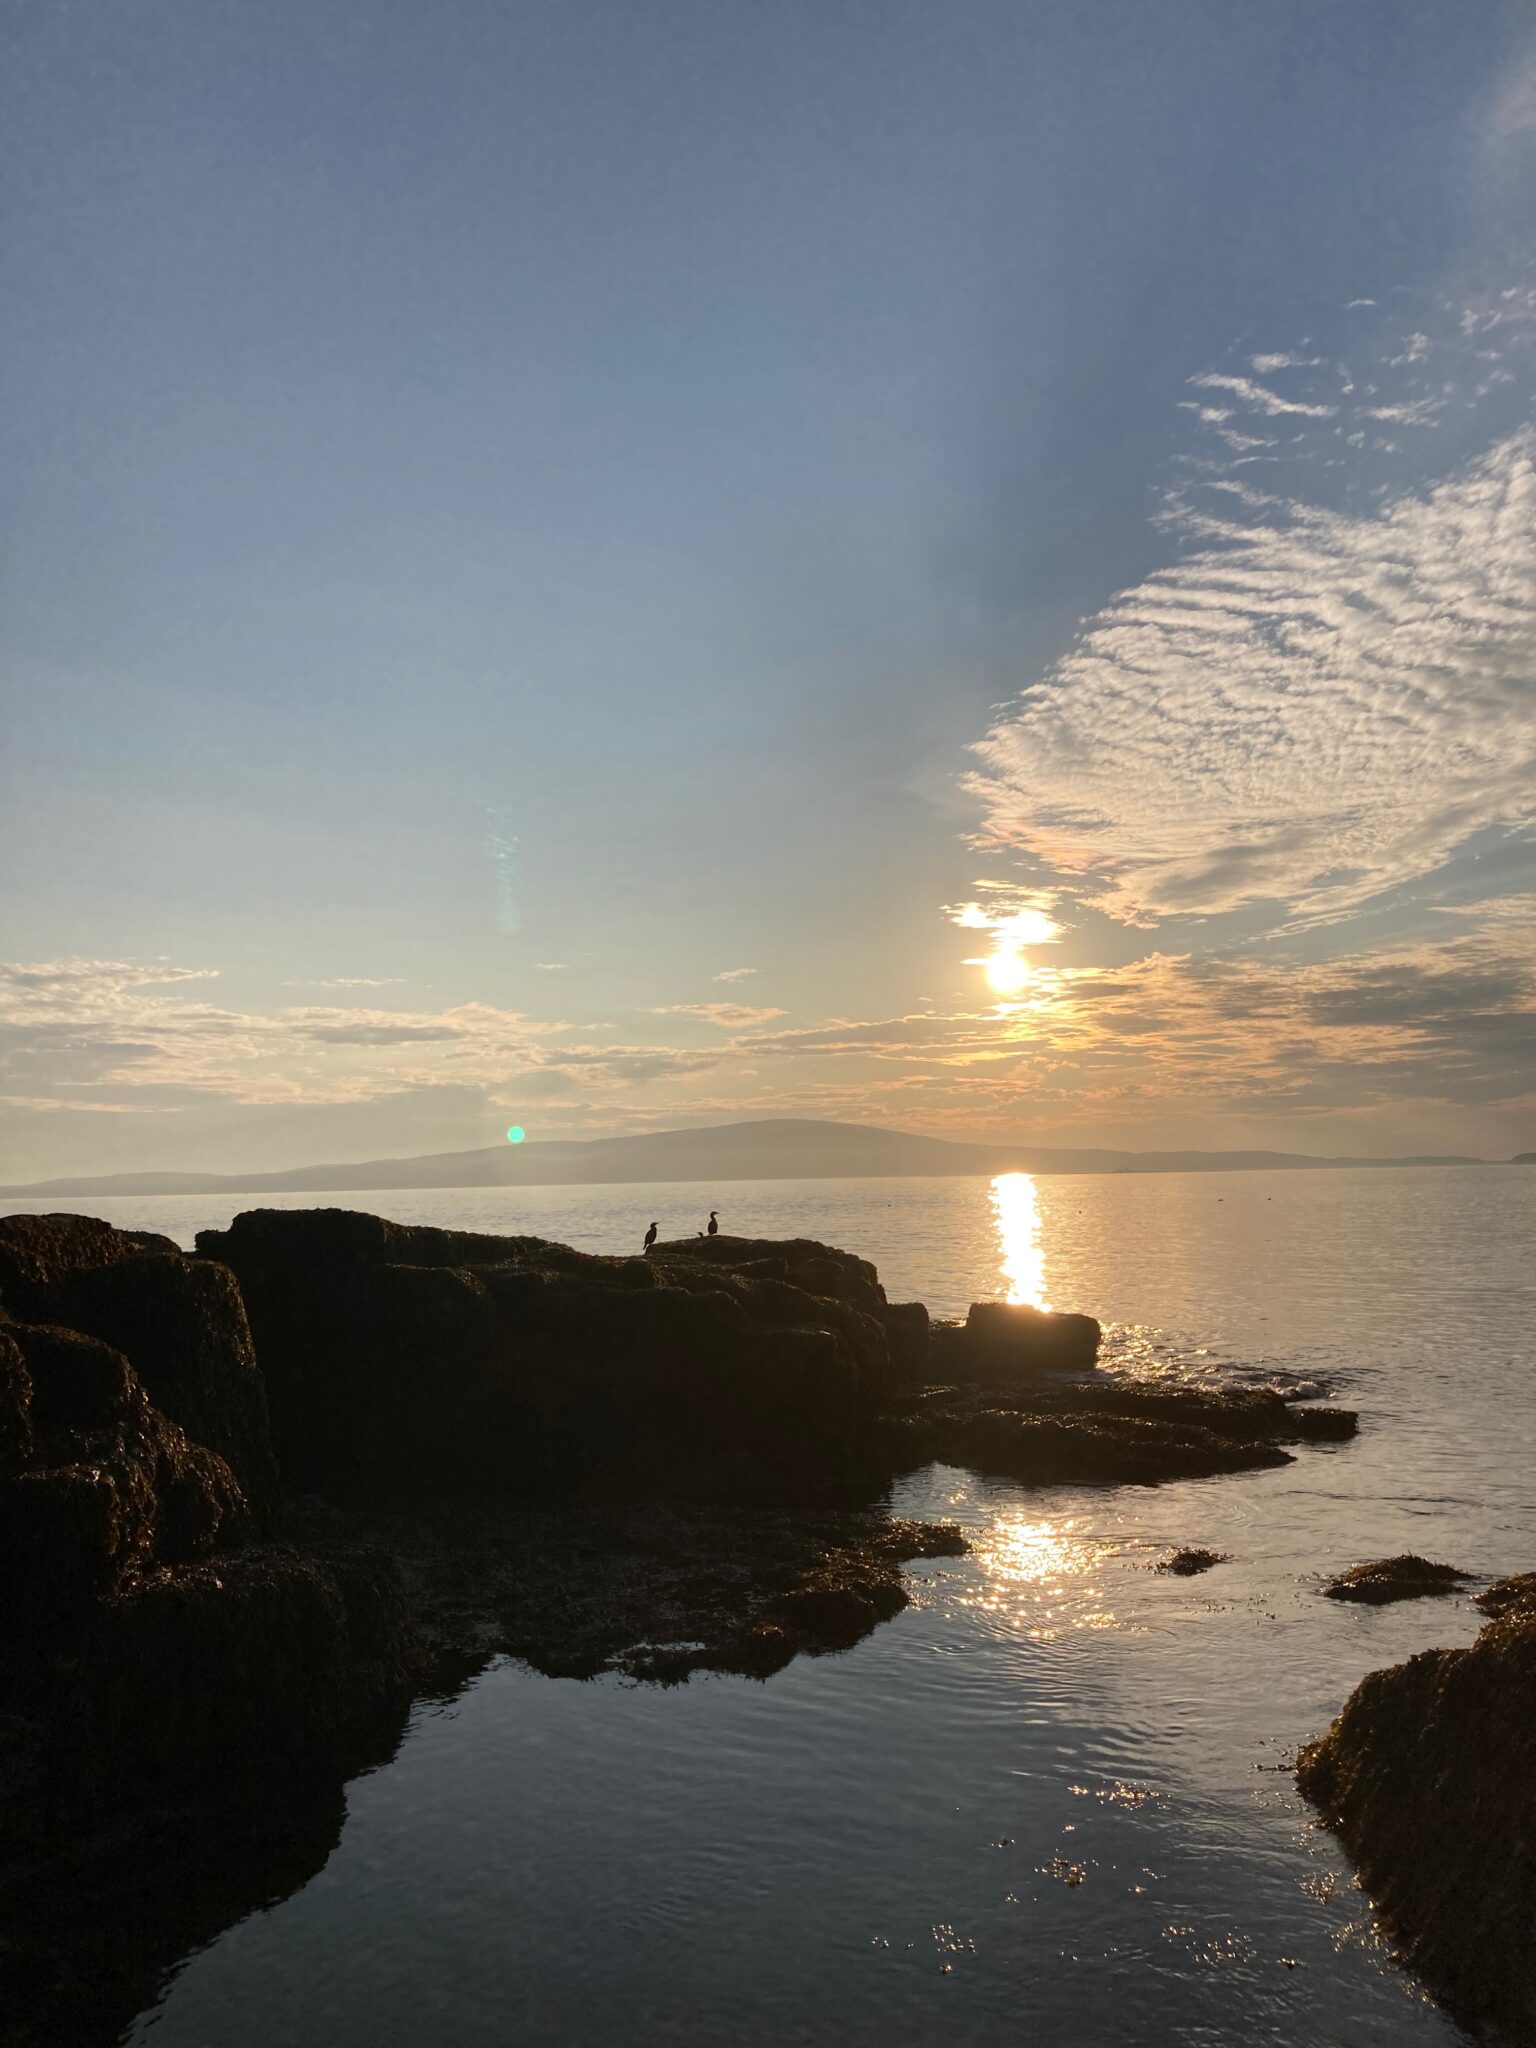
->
{"left": 2, "top": 0, "right": 1534, "bottom": 1178}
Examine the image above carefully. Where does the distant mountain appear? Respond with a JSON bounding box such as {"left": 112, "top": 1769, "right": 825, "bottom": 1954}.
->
{"left": 0, "top": 1117, "right": 1493, "bottom": 1198}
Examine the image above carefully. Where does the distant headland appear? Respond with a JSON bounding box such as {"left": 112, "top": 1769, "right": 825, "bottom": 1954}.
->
{"left": 0, "top": 1116, "right": 1515, "bottom": 1199}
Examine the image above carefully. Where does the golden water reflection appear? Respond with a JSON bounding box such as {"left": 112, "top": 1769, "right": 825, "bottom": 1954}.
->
{"left": 992, "top": 1172, "right": 1050, "bottom": 1309}
{"left": 964, "top": 1511, "right": 1123, "bottom": 1638}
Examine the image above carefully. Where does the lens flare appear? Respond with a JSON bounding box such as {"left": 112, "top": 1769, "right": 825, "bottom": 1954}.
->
{"left": 506, "top": 1125, "right": 526, "bottom": 1144}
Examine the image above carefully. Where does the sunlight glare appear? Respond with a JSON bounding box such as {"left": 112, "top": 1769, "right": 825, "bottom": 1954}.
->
{"left": 992, "top": 1171, "right": 1050, "bottom": 1309}
{"left": 963, "top": 1513, "right": 1122, "bottom": 1637}
{"left": 984, "top": 949, "right": 1031, "bottom": 996}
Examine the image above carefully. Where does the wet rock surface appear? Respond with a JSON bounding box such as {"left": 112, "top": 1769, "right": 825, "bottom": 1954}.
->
{"left": 1298, "top": 1602, "right": 1536, "bottom": 2042}
{"left": 884, "top": 1378, "right": 1354, "bottom": 1488}
{"left": 1474, "top": 1571, "right": 1536, "bottom": 1621}
{"left": 323, "top": 1496, "right": 968, "bottom": 1684}
{"left": 1156, "top": 1546, "right": 1229, "bottom": 1575}
{"left": 1321, "top": 1554, "right": 1469, "bottom": 1604}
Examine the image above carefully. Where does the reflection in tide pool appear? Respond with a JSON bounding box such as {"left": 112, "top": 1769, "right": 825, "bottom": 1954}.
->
{"left": 960, "top": 1508, "right": 1126, "bottom": 1639}
{"left": 991, "top": 1172, "right": 1050, "bottom": 1309}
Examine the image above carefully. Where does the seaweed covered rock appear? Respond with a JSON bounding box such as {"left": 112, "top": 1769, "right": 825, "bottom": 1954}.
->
{"left": 0, "top": 1322, "right": 251, "bottom": 1618}
{"left": 1157, "top": 1547, "right": 1228, "bottom": 1575}
{"left": 1298, "top": 1604, "right": 1536, "bottom": 2040}
{"left": 932, "top": 1300, "right": 1102, "bottom": 1380}
{"left": 888, "top": 1377, "right": 1351, "bottom": 1488}
{"left": 0, "top": 1213, "right": 277, "bottom": 1517}
{"left": 1322, "top": 1555, "right": 1469, "bottom": 1605}
{"left": 197, "top": 1209, "right": 897, "bottom": 1500}
{"left": 942, "top": 1405, "right": 1293, "bottom": 1486}
{"left": 1475, "top": 1572, "right": 1536, "bottom": 1621}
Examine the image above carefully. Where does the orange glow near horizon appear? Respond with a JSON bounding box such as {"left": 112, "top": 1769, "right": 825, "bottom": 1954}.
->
{"left": 992, "top": 1170, "right": 1051, "bottom": 1309}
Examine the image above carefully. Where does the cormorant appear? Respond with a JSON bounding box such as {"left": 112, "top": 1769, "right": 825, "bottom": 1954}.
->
{"left": 643, "top": 1221, "right": 658, "bottom": 1252}
{"left": 706, "top": 1211, "right": 719, "bottom": 1236}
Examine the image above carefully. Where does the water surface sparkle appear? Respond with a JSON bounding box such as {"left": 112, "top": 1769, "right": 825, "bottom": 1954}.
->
{"left": 991, "top": 1172, "right": 1050, "bottom": 1309}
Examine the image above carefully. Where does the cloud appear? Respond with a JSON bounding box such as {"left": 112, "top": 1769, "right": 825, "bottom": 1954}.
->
{"left": 652, "top": 1002, "right": 787, "bottom": 1029}
{"left": 1188, "top": 373, "right": 1336, "bottom": 418}
{"left": 283, "top": 977, "right": 406, "bottom": 989}
{"left": 967, "top": 296, "right": 1536, "bottom": 931}
{"left": 713, "top": 967, "right": 758, "bottom": 982}
{"left": 0, "top": 959, "right": 217, "bottom": 994}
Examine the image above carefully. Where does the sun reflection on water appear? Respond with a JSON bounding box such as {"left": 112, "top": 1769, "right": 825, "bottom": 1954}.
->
{"left": 991, "top": 1172, "right": 1050, "bottom": 1309}
{"left": 963, "top": 1510, "right": 1124, "bottom": 1638}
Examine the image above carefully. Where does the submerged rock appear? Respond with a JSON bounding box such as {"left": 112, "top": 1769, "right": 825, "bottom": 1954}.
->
{"left": 1298, "top": 1602, "right": 1536, "bottom": 2040}
{"left": 1322, "top": 1555, "right": 1469, "bottom": 1604}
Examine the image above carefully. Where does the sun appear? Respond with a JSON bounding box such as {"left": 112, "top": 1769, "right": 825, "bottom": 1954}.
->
{"left": 984, "top": 948, "right": 1030, "bottom": 996}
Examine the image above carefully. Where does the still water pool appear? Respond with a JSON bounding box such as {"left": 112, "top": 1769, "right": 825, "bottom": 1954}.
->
{"left": 10, "top": 1166, "right": 1531, "bottom": 2044}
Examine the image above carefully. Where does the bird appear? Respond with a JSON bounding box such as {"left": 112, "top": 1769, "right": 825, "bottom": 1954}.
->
{"left": 706, "top": 1211, "right": 719, "bottom": 1237}
{"left": 643, "top": 1221, "right": 658, "bottom": 1252}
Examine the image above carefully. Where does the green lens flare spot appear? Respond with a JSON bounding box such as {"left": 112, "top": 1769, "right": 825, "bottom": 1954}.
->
{"left": 506, "top": 1125, "right": 526, "bottom": 1144}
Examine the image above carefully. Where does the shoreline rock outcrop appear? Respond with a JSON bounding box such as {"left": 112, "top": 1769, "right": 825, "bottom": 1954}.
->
{"left": 0, "top": 1203, "right": 1368, "bottom": 2047}
{"left": 1298, "top": 1597, "right": 1536, "bottom": 2041}
{"left": 1320, "top": 1554, "right": 1470, "bottom": 1604}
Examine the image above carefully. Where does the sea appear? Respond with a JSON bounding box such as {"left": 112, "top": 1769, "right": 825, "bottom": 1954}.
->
{"left": 6, "top": 1165, "right": 1533, "bottom": 2046}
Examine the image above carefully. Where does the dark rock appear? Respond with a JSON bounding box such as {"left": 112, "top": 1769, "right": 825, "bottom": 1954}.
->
{"left": 944, "top": 1406, "right": 1291, "bottom": 1487}
{"left": 1290, "top": 1404, "right": 1359, "bottom": 1441}
{"left": 767, "top": 1581, "right": 881, "bottom": 1647}
{"left": 932, "top": 1300, "right": 1102, "bottom": 1380}
{"left": 0, "top": 1323, "right": 251, "bottom": 1618}
{"left": 199, "top": 1209, "right": 897, "bottom": 1501}
{"left": 0, "top": 1213, "right": 180, "bottom": 1308}
{"left": 0, "top": 1213, "right": 277, "bottom": 1517}
{"left": 1298, "top": 1603, "right": 1536, "bottom": 2040}
{"left": 1322, "top": 1555, "right": 1469, "bottom": 1604}
{"left": 1157, "top": 1546, "right": 1229, "bottom": 1575}
{"left": 361, "top": 1496, "right": 967, "bottom": 1684}
{"left": 880, "top": 1300, "right": 932, "bottom": 1379}
{"left": 649, "top": 1234, "right": 887, "bottom": 1316}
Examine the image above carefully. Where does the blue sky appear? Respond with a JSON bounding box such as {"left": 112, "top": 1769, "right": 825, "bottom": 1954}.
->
{"left": 3, "top": 0, "right": 1534, "bottom": 1175}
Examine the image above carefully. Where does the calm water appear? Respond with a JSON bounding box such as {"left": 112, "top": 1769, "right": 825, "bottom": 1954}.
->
{"left": 8, "top": 1167, "right": 1534, "bottom": 2044}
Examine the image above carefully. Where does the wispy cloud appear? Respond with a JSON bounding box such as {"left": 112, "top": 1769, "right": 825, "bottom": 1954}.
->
{"left": 651, "top": 1001, "right": 786, "bottom": 1028}
{"left": 1188, "top": 372, "right": 1336, "bottom": 418}
{"left": 713, "top": 967, "right": 758, "bottom": 982}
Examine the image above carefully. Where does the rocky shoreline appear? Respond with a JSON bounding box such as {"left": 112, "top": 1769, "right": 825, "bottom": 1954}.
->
{"left": 2, "top": 1204, "right": 1370, "bottom": 2043}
